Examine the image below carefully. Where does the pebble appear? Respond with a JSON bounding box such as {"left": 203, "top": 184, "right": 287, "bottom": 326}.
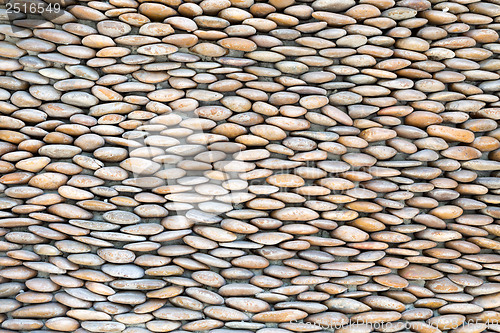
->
{"left": 253, "top": 310, "right": 308, "bottom": 323}
{"left": 0, "top": 1, "right": 498, "bottom": 332}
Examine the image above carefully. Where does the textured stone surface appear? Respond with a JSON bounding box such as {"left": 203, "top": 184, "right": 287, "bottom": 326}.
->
{"left": 0, "top": 0, "right": 499, "bottom": 332}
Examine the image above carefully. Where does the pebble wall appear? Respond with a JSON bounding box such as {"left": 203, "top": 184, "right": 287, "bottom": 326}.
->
{"left": 0, "top": 0, "right": 500, "bottom": 332}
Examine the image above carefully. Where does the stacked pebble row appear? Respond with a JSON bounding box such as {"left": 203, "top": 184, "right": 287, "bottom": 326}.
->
{"left": 1, "top": 0, "right": 500, "bottom": 332}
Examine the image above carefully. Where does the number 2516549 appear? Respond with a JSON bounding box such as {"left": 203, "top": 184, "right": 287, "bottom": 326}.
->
{"left": 5, "top": 2, "right": 61, "bottom": 14}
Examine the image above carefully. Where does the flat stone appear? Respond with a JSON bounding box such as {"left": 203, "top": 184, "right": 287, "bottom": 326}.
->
{"left": 399, "top": 264, "right": 444, "bottom": 280}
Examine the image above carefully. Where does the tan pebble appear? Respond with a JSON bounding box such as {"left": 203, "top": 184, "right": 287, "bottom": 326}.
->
{"left": 253, "top": 310, "right": 308, "bottom": 323}
{"left": 399, "top": 264, "right": 444, "bottom": 280}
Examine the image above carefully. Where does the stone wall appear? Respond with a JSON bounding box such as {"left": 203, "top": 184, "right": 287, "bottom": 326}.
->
{"left": 0, "top": 0, "right": 500, "bottom": 332}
